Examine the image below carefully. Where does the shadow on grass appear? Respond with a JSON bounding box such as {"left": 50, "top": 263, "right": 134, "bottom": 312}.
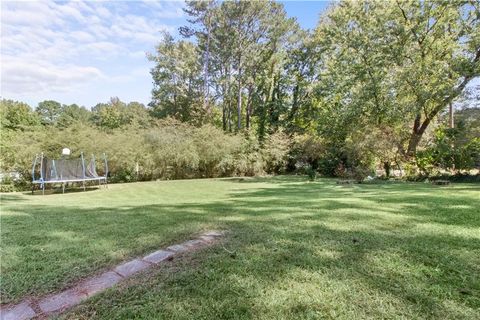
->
{"left": 30, "top": 186, "right": 103, "bottom": 196}
{"left": 0, "top": 194, "right": 28, "bottom": 203}
{"left": 2, "top": 178, "right": 479, "bottom": 318}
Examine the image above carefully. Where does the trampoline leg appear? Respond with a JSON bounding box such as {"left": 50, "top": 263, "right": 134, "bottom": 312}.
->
{"left": 62, "top": 183, "right": 65, "bottom": 194}
{"left": 83, "top": 180, "right": 86, "bottom": 191}
{"left": 42, "top": 184, "right": 45, "bottom": 195}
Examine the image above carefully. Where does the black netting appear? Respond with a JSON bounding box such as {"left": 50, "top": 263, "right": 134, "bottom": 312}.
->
{"left": 40, "top": 156, "right": 100, "bottom": 181}
{"left": 86, "top": 159, "right": 99, "bottom": 178}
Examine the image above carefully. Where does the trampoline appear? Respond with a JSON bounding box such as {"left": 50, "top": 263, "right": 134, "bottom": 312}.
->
{"left": 32, "top": 153, "right": 108, "bottom": 194}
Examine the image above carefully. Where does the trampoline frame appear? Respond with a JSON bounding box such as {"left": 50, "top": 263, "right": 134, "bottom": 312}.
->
{"left": 32, "top": 152, "right": 108, "bottom": 195}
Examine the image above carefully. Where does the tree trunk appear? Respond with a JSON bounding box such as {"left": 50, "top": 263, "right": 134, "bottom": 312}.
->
{"left": 222, "top": 105, "right": 227, "bottom": 131}
{"left": 288, "top": 81, "right": 300, "bottom": 123}
{"left": 259, "top": 65, "right": 276, "bottom": 141}
{"left": 258, "top": 93, "right": 267, "bottom": 141}
{"left": 237, "top": 64, "right": 242, "bottom": 130}
{"left": 246, "top": 85, "right": 253, "bottom": 130}
{"left": 227, "top": 103, "right": 232, "bottom": 132}
{"left": 222, "top": 66, "right": 228, "bottom": 131}
{"left": 383, "top": 162, "right": 391, "bottom": 178}
{"left": 449, "top": 102, "right": 454, "bottom": 129}
{"left": 228, "top": 66, "right": 232, "bottom": 132}
{"left": 269, "top": 74, "right": 281, "bottom": 126}
{"left": 406, "top": 114, "right": 431, "bottom": 158}
{"left": 203, "top": 23, "right": 211, "bottom": 112}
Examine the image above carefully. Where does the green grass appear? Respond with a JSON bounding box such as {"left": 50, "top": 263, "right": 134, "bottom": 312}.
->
{"left": 1, "top": 176, "right": 479, "bottom": 319}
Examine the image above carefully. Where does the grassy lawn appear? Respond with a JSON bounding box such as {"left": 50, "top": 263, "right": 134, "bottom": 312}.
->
{"left": 1, "top": 176, "right": 479, "bottom": 319}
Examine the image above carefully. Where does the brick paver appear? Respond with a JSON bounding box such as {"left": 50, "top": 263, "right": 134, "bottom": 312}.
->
{"left": 143, "top": 250, "right": 174, "bottom": 264}
{"left": 0, "top": 302, "right": 36, "bottom": 320}
{"left": 79, "top": 271, "right": 122, "bottom": 297}
{"left": 166, "top": 244, "right": 188, "bottom": 252}
{"left": 39, "top": 289, "right": 86, "bottom": 313}
{"left": 114, "top": 259, "right": 151, "bottom": 277}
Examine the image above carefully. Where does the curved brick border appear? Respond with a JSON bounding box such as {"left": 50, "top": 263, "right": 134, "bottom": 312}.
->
{"left": 0, "top": 231, "right": 224, "bottom": 320}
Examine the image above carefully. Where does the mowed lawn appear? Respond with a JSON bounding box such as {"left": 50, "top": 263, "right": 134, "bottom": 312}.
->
{"left": 1, "top": 176, "right": 479, "bottom": 319}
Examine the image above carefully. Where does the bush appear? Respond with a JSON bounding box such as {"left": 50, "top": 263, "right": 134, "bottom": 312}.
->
{"left": 305, "top": 166, "right": 317, "bottom": 181}
{"left": 0, "top": 183, "right": 16, "bottom": 193}
{"left": 262, "top": 130, "right": 292, "bottom": 174}
{"left": 289, "top": 134, "right": 326, "bottom": 173}
{"left": 416, "top": 127, "right": 480, "bottom": 174}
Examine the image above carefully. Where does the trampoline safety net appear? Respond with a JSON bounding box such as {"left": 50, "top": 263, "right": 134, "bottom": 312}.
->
{"left": 42, "top": 157, "right": 98, "bottom": 181}
{"left": 32, "top": 153, "right": 108, "bottom": 193}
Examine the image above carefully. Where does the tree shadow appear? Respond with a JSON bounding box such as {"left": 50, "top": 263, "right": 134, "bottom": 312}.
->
{"left": 30, "top": 186, "right": 103, "bottom": 196}
{"left": 0, "top": 194, "right": 28, "bottom": 203}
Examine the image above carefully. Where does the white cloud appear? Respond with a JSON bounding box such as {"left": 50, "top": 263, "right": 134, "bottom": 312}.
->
{"left": 1, "top": 55, "right": 102, "bottom": 95}
{"left": 0, "top": 0, "right": 184, "bottom": 104}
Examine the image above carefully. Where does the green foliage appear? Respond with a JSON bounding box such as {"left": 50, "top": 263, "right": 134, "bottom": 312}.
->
{"left": 148, "top": 33, "right": 205, "bottom": 125}
{"left": 416, "top": 126, "right": 480, "bottom": 174}
{"left": 91, "top": 97, "right": 150, "bottom": 130}
{"left": 91, "top": 98, "right": 125, "bottom": 129}
{"left": 0, "top": 99, "right": 40, "bottom": 130}
{"left": 0, "top": 175, "right": 17, "bottom": 192}
{"left": 1, "top": 116, "right": 299, "bottom": 188}
{"left": 261, "top": 130, "right": 292, "bottom": 173}
{"left": 2, "top": 1, "right": 479, "bottom": 184}
{"left": 313, "top": 0, "right": 480, "bottom": 158}
{"left": 0, "top": 183, "right": 16, "bottom": 193}
{"left": 57, "top": 104, "right": 91, "bottom": 128}
{"left": 289, "top": 134, "right": 326, "bottom": 172}
{"left": 36, "top": 100, "right": 62, "bottom": 125}
{"left": 305, "top": 166, "right": 317, "bottom": 181}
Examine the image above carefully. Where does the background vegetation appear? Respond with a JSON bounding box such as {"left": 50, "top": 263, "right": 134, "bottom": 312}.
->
{"left": 1, "top": 0, "right": 479, "bottom": 190}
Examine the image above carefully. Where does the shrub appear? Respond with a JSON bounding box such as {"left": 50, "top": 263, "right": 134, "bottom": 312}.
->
{"left": 289, "top": 134, "right": 326, "bottom": 173}
{"left": 262, "top": 130, "right": 292, "bottom": 174}
{"left": 305, "top": 166, "right": 317, "bottom": 181}
{"left": 0, "top": 183, "right": 16, "bottom": 193}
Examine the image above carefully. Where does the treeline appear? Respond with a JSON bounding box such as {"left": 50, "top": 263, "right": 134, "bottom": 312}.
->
{"left": 1, "top": 0, "right": 480, "bottom": 190}
{"left": 148, "top": 0, "right": 480, "bottom": 172}
{"left": 0, "top": 98, "right": 295, "bottom": 189}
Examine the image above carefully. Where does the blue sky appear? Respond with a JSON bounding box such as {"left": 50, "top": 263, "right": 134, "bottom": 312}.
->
{"left": 1, "top": 0, "right": 332, "bottom": 108}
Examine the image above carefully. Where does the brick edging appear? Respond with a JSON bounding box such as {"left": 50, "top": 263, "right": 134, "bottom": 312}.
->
{"left": 0, "top": 231, "right": 224, "bottom": 320}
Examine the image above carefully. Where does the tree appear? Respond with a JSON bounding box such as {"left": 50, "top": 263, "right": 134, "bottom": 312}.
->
{"left": 125, "top": 102, "right": 151, "bottom": 128}
{"left": 313, "top": 0, "right": 480, "bottom": 159}
{"left": 91, "top": 97, "right": 126, "bottom": 130}
{"left": 0, "top": 99, "right": 40, "bottom": 130}
{"left": 36, "top": 100, "right": 62, "bottom": 125}
{"left": 149, "top": 32, "right": 204, "bottom": 125}
{"left": 57, "top": 104, "right": 91, "bottom": 128}
{"left": 180, "top": 0, "right": 217, "bottom": 112}
{"left": 181, "top": 0, "right": 298, "bottom": 133}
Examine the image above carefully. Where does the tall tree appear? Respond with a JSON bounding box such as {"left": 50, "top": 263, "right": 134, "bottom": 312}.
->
{"left": 36, "top": 100, "right": 62, "bottom": 125}
{"left": 182, "top": 0, "right": 297, "bottom": 132}
{"left": 314, "top": 0, "right": 480, "bottom": 159}
{"left": 0, "top": 99, "right": 40, "bottom": 130}
{"left": 149, "top": 32, "right": 204, "bottom": 125}
{"left": 180, "top": 0, "right": 216, "bottom": 113}
{"left": 57, "top": 104, "right": 91, "bottom": 128}
{"left": 91, "top": 97, "right": 127, "bottom": 130}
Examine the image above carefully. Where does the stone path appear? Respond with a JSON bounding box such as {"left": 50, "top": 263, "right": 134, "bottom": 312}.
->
{"left": 0, "top": 231, "right": 224, "bottom": 320}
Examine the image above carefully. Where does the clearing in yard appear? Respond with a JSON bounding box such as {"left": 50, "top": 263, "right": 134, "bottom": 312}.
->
{"left": 1, "top": 176, "right": 479, "bottom": 319}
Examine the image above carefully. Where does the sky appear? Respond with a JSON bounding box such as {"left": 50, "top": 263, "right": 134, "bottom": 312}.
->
{"left": 1, "top": 0, "right": 332, "bottom": 109}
